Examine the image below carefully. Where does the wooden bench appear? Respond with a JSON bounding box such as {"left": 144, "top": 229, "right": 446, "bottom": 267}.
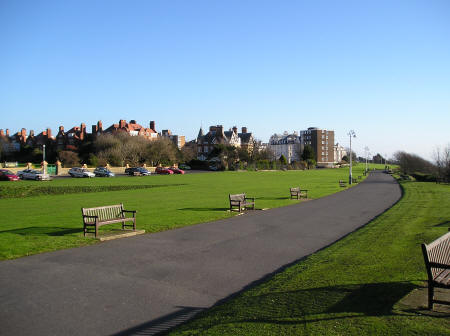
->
{"left": 421, "top": 231, "right": 450, "bottom": 309}
{"left": 229, "top": 193, "right": 255, "bottom": 212}
{"left": 339, "top": 180, "right": 347, "bottom": 188}
{"left": 82, "top": 203, "right": 137, "bottom": 237}
{"left": 290, "top": 187, "right": 308, "bottom": 199}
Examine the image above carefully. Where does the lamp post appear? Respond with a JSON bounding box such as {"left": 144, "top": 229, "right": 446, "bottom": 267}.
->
{"left": 364, "top": 146, "right": 369, "bottom": 174}
{"left": 43, "top": 144, "right": 46, "bottom": 174}
{"left": 348, "top": 130, "right": 356, "bottom": 184}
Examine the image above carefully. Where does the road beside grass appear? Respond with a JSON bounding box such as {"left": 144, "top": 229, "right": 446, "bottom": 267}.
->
{"left": 0, "top": 170, "right": 403, "bottom": 336}
{"left": 168, "top": 178, "right": 450, "bottom": 336}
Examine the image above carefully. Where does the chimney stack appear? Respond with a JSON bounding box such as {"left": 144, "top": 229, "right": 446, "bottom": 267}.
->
{"left": 150, "top": 121, "right": 155, "bottom": 131}
{"left": 59, "top": 126, "right": 64, "bottom": 132}
{"left": 232, "top": 126, "right": 238, "bottom": 134}
{"left": 6, "top": 129, "right": 10, "bottom": 137}
{"left": 0, "top": 129, "right": 4, "bottom": 137}
{"left": 21, "top": 128, "right": 26, "bottom": 136}
{"left": 119, "top": 120, "right": 126, "bottom": 128}
{"left": 29, "top": 130, "right": 34, "bottom": 137}
{"left": 46, "top": 128, "right": 52, "bottom": 138}
{"left": 98, "top": 120, "right": 103, "bottom": 131}
{"left": 242, "top": 127, "right": 247, "bottom": 134}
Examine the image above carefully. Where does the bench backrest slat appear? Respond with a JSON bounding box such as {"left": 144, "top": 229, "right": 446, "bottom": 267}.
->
{"left": 82, "top": 204, "right": 124, "bottom": 221}
{"left": 229, "top": 193, "right": 245, "bottom": 202}
{"left": 290, "top": 187, "right": 300, "bottom": 192}
{"left": 423, "top": 231, "right": 450, "bottom": 278}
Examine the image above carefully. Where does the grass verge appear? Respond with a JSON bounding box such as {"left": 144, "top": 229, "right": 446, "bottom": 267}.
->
{"left": 0, "top": 164, "right": 375, "bottom": 260}
{"left": 167, "top": 179, "right": 450, "bottom": 335}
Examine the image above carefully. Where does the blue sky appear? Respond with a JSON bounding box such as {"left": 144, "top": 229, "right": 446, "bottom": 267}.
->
{"left": 1, "top": 0, "right": 449, "bottom": 160}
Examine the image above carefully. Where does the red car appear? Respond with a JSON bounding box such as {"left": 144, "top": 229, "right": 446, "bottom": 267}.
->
{"left": 169, "top": 167, "right": 185, "bottom": 174}
{"left": 0, "top": 169, "right": 20, "bottom": 181}
{"left": 155, "top": 167, "right": 174, "bottom": 175}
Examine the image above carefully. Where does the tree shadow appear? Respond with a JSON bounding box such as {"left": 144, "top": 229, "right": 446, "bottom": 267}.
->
{"left": 0, "top": 226, "right": 82, "bottom": 236}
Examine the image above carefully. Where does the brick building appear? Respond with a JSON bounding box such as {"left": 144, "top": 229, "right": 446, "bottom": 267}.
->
{"left": 300, "top": 127, "right": 335, "bottom": 167}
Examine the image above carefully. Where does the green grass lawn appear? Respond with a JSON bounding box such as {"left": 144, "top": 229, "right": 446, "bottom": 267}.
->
{"left": 0, "top": 165, "right": 374, "bottom": 260}
{"left": 167, "top": 179, "right": 450, "bottom": 335}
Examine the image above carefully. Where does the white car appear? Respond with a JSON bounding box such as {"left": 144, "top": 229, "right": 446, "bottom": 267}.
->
{"left": 17, "top": 169, "right": 52, "bottom": 181}
{"left": 68, "top": 167, "right": 95, "bottom": 178}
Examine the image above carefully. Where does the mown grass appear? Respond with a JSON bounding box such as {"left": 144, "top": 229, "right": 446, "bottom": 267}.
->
{"left": 167, "top": 179, "right": 450, "bottom": 335}
{"left": 0, "top": 165, "right": 375, "bottom": 260}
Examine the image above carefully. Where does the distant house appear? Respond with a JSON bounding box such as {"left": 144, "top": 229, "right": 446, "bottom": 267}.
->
{"left": 268, "top": 132, "right": 302, "bottom": 164}
{"left": 160, "top": 129, "right": 186, "bottom": 149}
{"left": 103, "top": 119, "right": 158, "bottom": 140}
{"left": 196, "top": 125, "right": 252, "bottom": 160}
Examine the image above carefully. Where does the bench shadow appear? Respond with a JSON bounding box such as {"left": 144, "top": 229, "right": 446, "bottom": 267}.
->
{"left": 110, "top": 306, "right": 205, "bottom": 336}
{"left": 434, "top": 220, "right": 450, "bottom": 228}
{"left": 111, "top": 281, "right": 423, "bottom": 336}
{"left": 178, "top": 207, "right": 229, "bottom": 212}
{"left": 0, "top": 226, "right": 82, "bottom": 236}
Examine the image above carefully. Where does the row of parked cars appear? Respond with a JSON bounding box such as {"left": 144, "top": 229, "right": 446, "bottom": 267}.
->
{"left": 0, "top": 168, "right": 51, "bottom": 181}
{"left": 0, "top": 165, "right": 189, "bottom": 181}
{"left": 67, "top": 166, "right": 186, "bottom": 178}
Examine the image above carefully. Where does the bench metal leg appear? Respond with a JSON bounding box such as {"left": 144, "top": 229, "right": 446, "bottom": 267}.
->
{"left": 428, "top": 284, "right": 434, "bottom": 310}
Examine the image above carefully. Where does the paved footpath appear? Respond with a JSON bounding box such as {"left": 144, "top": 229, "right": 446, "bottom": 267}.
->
{"left": 0, "top": 171, "right": 401, "bottom": 336}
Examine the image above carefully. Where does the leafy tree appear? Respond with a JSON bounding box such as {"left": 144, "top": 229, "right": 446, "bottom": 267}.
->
{"left": 301, "top": 145, "right": 315, "bottom": 161}
{"left": 58, "top": 151, "right": 80, "bottom": 167}
{"left": 279, "top": 154, "right": 287, "bottom": 165}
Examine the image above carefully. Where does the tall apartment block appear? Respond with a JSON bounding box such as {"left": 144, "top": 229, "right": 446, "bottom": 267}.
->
{"left": 300, "top": 127, "right": 335, "bottom": 167}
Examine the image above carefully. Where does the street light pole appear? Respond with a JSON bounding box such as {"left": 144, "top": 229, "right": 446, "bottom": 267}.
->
{"left": 348, "top": 130, "right": 356, "bottom": 184}
{"left": 43, "top": 144, "right": 46, "bottom": 174}
{"left": 364, "top": 146, "right": 369, "bottom": 174}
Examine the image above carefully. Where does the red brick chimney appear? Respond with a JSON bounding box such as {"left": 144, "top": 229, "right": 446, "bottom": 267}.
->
{"left": 98, "top": 120, "right": 103, "bottom": 131}
{"left": 119, "top": 120, "right": 126, "bottom": 128}
{"left": 150, "top": 121, "right": 155, "bottom": 131}
{"left": 0, "top": 129, "right": 4, "bottom": 137}
{"left": 46, "top": 128, "right": 52, "bottom": 138}
{"left": 6, "top": 129, "right": 10, "bottom": 136}
{"left": 242, "top": 127, "right": 247, "bottom": 134}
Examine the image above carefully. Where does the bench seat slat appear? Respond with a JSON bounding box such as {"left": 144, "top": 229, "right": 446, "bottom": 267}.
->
{"left": 435, "top": 269, "right": 450, "bottom": 286}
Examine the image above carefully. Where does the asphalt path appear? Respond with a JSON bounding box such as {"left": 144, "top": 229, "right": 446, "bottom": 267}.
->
{"left": 0, "top": 171, "right": 401, "bottom": 336}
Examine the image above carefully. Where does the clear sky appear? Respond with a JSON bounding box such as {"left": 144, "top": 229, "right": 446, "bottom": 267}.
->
{"left": 1, "top": 0, "right": 449, "bottom": 160}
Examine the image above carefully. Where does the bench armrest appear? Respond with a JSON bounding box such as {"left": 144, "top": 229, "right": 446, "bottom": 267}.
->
{"left": 245, "top": 197, "right": 255, "bottom": 202}
{"left": 122, "top": 210, "right": 137, "bottom": 217}
{"left": 83, "top": 214, "right": 98, "bottom": 219}
{"left": 429, "top": 262, "right": 450, "bottom": 269}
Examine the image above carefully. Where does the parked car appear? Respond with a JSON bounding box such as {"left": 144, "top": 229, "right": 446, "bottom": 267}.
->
{"left": 169, "top": 167, "right": 185, "bottom": 174}
{"left": 68, "top": 167, "right": 95, "bottom": 178}
{"left": 125, "top": 167, "right": 152, "bottom": 176}
{"left": 178, "top": 164, "right": 191, "bottom": 170}
{"left": 0, "top": 169, "right": 20, "bottom": 181}
{"left": 17, "top": 169, "right": 51, "bottom": 181}
{"left": 94, "top": 167, "right": 115, "bottom": 177}
{"left": 155, "top": 167, "right": 174, "bottom": 175}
